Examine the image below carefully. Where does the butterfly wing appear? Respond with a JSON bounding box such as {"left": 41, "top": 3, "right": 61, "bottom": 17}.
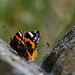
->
{"left": 9, "top": 30, "right": 41, "bottom": 61}
{"left": 9, "top": 30, "right": 27, "bottom": 57}
{"left": 24, "top": 31, "right": 41, "bottom": 61}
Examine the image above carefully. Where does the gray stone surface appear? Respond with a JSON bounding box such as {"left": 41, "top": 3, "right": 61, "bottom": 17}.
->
{"left": 41, "top": 25, "right": 75, "bottom": 75}
{"left": 0, "top": 39, "right": 43, "bottom": 75}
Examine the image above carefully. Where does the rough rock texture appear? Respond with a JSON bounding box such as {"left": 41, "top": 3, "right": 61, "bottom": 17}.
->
{"left": 0, "top": 39, "right": 44, "bottom": 75}
{"left": 41, "top": 25, "right": 75, "bottom": 75}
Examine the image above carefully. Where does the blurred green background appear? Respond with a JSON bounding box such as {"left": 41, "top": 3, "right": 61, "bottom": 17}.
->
{"left": 0, "top": 0, "right": 75, "bottom": 64}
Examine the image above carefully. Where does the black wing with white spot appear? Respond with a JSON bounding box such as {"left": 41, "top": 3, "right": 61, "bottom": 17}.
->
{"left": 25, "top": 31, "right": 41, "bottom": 49}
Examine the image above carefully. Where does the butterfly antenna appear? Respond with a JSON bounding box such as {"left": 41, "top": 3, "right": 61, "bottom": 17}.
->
{"left": 3, "top": 24, "right": 12, "bottom": 38}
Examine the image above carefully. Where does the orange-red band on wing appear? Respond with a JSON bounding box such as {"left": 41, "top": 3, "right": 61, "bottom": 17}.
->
{"left": 25, "top": 37, "right": 35, "bottom": 48}
{"left": 15, "top": 35, "right": 25, "bottom": 46}
{"left": 32, "top": 50, "right": 37, "bottom": 57}
{"left": 26, "top": 50, "right": 34, "bottom": 61}
{"left": 26, "top": 50, "right": 37, "bottom": 61}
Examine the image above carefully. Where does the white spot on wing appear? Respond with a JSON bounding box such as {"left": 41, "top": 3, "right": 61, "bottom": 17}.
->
{"left": 35, "top": 37, "right": 37, "bottom": 40}
{"left": 34, "top": 31, "right": 36, "bottom": 33}
{"left": 19, "top": 32, "right": 22, "bottom": 37}
{"left": 28, "top": 32, "right": 34, "bottom": 37}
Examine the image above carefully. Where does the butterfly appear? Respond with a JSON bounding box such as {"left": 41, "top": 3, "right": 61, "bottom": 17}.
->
{"left": 9, "top": 30, "right": 41, "bottom": 61}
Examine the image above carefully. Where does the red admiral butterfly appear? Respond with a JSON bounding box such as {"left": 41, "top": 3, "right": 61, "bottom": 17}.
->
{"left": 9, "top": 30, "right": 41, "bottom": 61}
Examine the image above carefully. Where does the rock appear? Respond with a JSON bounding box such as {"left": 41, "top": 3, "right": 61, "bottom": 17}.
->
{"left": 0, "top": 39, "right": 43, "bottom": 75}
{"left": 41, "top": 25, "right": 75, "bottom": 75}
